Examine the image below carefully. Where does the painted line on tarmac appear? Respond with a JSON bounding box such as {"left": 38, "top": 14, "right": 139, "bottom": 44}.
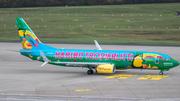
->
{"left": 105, "top": 74, "right": 137, "bottom": 79}
{"left": 67, "top": 75, "right": 138, "bottom": 101}
{"left": 137, "top": 75, "right": 169, "bottom": 80}
{"left": 105, "top": 74, "right": 169, "bottom": 80}
{"left": 75, "top": 89, "right": 92, "bottom": 91}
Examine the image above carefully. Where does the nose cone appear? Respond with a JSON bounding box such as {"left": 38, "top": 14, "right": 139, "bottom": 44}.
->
{"left": 172, "top": 59, "right": 179, "bottom": 67}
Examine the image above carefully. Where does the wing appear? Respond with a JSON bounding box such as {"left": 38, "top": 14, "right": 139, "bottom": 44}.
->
{"left": 55, "top": 62, "right": 110, "bottom": 67}
{"left": 94, "top": 40, "right": 102, "bottom": 50}
{"left": 39, "top": 50, "right": 110, "bottom": 67}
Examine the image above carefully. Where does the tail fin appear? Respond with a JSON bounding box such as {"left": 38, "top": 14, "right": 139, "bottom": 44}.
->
{"left": 15, "top": 18, "right": 55, "bottom": 49}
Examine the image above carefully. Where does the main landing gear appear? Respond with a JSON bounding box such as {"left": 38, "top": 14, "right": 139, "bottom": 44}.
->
{"left": 87, "top": 70, "right": 93, "bottom": 75}
{"left": 87, "top": 66, "right": 95, "bottom": 75}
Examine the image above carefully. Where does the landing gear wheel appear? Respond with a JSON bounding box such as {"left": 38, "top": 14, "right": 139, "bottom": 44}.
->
{"left": 87, "top": 70, "right": 93, "bottom": 75}
{"left": 159, "top": 72, "right": 163, "bottom": 75}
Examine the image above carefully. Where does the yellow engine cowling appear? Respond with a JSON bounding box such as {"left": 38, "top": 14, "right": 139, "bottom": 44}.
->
{"left": 96, "top": 64, "right": 116, "bottom": 73}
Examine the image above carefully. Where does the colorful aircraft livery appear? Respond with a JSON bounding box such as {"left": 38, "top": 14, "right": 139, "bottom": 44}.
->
{"left": 17, "top": 19, "right": 39, "bottom": 49}
{"left": 15, "top": 18, "right": 179, "bottom": 75}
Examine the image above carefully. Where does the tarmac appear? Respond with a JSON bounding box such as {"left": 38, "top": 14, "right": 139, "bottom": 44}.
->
{"left": 0, "top": 42, "right": 180, "bottom": 101}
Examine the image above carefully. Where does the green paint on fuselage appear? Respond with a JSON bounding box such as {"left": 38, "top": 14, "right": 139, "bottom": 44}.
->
{"left": 20, "top": 49, "right": 179, "bottom": 71}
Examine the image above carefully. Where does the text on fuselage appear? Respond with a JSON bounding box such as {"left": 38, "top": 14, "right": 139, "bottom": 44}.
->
{"left": 55, "top": 51, "right": 134, "bottom": 61}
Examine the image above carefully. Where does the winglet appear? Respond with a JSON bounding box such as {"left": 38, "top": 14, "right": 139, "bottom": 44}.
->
{"left": 94, "top": 40, "right": 102, "bottom": 50}
{"left": 39, "top": 50, "right": 49, "bottom": 67}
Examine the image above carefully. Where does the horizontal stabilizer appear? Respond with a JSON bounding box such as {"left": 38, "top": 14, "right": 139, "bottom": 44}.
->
{"left": 20, "top": 51, "right": 32, "bottom": 53}
{"left": 39, "top": 50, "right": 50, "bottom": 67}
{"left": 41, "top": 61, "right": 48, "bottom": 67}
{"left": 2, "top": 49, "right": 32, "bottom": 53}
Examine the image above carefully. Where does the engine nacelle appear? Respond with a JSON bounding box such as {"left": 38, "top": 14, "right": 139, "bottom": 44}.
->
{"left": 96, "top": 64, "right": 116, "bottom": 73}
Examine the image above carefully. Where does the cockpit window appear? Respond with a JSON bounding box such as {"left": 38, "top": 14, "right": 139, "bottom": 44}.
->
{"left": 164, "top": 58, "right": 172, "bottom": 60}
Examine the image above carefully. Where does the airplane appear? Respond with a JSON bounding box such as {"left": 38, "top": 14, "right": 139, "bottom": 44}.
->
{"left": 15, "top": 17, "right": 179, "bottom": 75}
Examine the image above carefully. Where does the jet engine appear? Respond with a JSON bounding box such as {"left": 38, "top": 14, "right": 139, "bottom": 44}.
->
{"left": 96, "top": 64, "right": 116, "bottom": 73}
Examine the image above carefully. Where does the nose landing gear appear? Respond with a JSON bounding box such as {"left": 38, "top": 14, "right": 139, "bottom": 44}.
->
{"left": 159, "top": 69, "right": 169, "bottom": 75}
{"left": 159, "top": 71, "right": 163, "bottom": 75}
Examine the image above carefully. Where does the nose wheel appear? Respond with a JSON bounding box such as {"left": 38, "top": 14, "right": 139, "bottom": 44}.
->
{"left": 87, "top": 70, "right": 93, "bottom": 75}
{"left": 159, "top": 71, "right": 163, "bottom": 75}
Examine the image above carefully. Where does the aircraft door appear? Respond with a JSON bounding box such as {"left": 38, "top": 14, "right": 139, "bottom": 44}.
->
{"left": 155, "top": 57, "right": 159, "bottom": 64}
